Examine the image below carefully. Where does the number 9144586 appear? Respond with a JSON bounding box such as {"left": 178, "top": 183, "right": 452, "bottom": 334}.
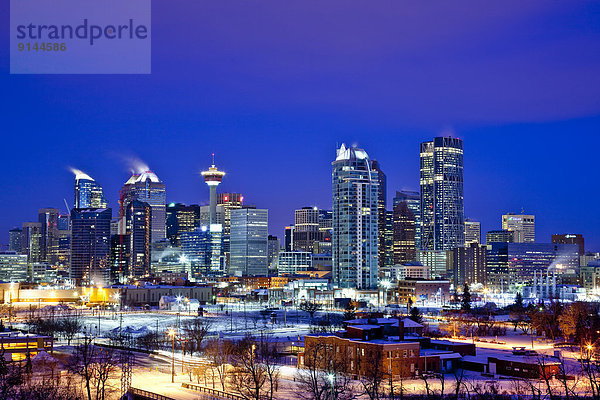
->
{"left": 18, "top": 42, "right": 66, "bottom": 51}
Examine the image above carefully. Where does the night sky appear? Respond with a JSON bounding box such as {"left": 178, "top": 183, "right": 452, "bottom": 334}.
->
{"left": 1, "top": 1, "right": 599, "bottom": 250}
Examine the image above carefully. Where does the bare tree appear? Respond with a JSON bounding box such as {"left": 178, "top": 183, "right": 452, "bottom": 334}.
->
{"left": 299, "top": 302, "right": 323, "bottom": 322}
{"left": 230, "top": 335, "right": 267, "bottom": 400}
{"left": 359, "top": 348, "right": 387, "bottom": 400}
{"left": 182, "top": 317, "right": 211, "bottom": 355}
{"left": 205, "top": 338, "right": 233, "bottom": 391}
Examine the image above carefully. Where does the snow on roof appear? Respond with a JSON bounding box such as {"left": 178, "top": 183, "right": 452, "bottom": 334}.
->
{"left": 402, "top": 318, "right": 424, "bottom": 328}
{"left": 348, "top": 324, "right": 382, "bottom": 330}
{"left": 335, "top": 143, "right": 370, "bottom": 162}
{"left": 136, "top": 170, "right": 161, "bottom": 183}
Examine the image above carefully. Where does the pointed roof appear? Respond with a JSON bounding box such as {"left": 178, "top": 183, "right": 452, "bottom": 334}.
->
{"left": 335, "top": 143, "right": 369, "bottom": 162}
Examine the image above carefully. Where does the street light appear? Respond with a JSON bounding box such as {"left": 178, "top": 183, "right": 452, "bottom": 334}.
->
{"left": 168, "top": 329, "right": 176, "bottom": 383}
{"left": 327, "top": 373, "right": 335, "bottom": 400}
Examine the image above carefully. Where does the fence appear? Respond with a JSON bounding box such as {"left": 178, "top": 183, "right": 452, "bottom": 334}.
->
{"left": 127, "top": 387, "right": 176, "bottom": 400}
{"left": 181, "top": 382, "right": 245, "bottom": 400}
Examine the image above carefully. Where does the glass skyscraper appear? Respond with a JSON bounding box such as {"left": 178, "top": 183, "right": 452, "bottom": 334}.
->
{"left": 230, "top": 208, "right": 268, "bottom": 277}
{"left": 420, "top": 137, "right": 464, "bottom": 251}
{"left": 121, "top": 170, "right": 166, "bottom": 243}
{"left": 73, "top": 169, "right": 108, "bottom": 209}
{"left": 70, "top": 208, "right": 112, "bottom": 285}
{"left": 332, "top": 144, "right": 379, "bottom": 289}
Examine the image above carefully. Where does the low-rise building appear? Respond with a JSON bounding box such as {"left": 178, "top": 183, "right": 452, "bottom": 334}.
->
{"left": 396, "top": 279, "right": 451, "bottom": 305}
{"left": 0, "top": 332, "right": 54, "bottom": 362}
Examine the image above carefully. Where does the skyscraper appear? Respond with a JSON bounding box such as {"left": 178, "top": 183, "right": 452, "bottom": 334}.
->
{"left": 21, "top": 222, "right": 42, "bottom": 263}
{"left": 502, "top": 213, "right": 535, "bottom": 243}
{"left": 126, "top": 200, "right": 152, "bottom": 278}
{"left": 217, "top": 193, "right": 243, "bottom": 265}
{"left": 332, "top": 144, "right": 379, "bottom": 289}
{"left": 38, "top": 208, "right": 59, "bottom": 264}
{"left": 8, "top": 228, "right": 22, "bottom": 253}
{"left": 451, "top": 242, "right": 487, "bottom": 287}
{"left": 121, "top": 170, "right": 166, "bottom": 243}
{"left": 70, "top": 208, "right": 112, "bottom": 285}
{"left": 486, "top": 229, "right": 514, "bottom": 244}
{"left": 393, "top": 201, "right": 416, "bottom": 264}
{"left": 393, "top": 191, "right": 421, "bottom": 251}
{"left": 230, "top": 208, "right": 268, "bottom": 276}
{"left": 552, "top": 234, "right": 584, "bottom": 256}
{"left": 293, "top": 207, "right": 320, "bottom": 252}
{"left": 166, "top": 203, "right": 200, "bottom": 247}
{"left": 420, "top": 137, "right": 464, "bottom": 251}
{"left": 464, "top": 220, "right": 481, "bottom": 244}
{"left": 371, "top": 160, "right": 387, "bottom": 270}
{"left": 72, "top": 169, "right": 108, "bottom": 209}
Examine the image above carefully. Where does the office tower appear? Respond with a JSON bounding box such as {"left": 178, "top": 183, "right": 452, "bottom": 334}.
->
{"left": 121, "top": 170, "right": 166, "bottom": 242}
{"left": 332, "top": 144, "right": 379, "bottom": 289}
{"left": 393, "top": 200, "right": 416, "bottom": 264}
{"left": 181, "top": 225, "right": 224, "bottom": 279}
{"left": 217, "top": 193, "right": 243, "bottom": 259}
{"left": 72, "top": 169, "right": 108, "bottom": 208}
{"left": 38, "top": 208, "right": 60, "bottom": 264}
{"left": 198, "top": 205, "right": 225, "bottom": 226}
{"left": 417, "top": 250, "right": 449, "bottom": 279}
{"left": 393, "top": 191, "right": 421, "bottom": 250}
{"left": 464, "top": 220, "right": 481, "bottom": 245}
{"left": 56, "top": 214, "right": 71, "bottom": 266}
{"left": 21, "top": 222, "right": 42, "bottom": 263}
{"left": 371, "top": 160, "right": 387, "bottom": 269}
{"left": 268, "top": 235, "right": 280, "bottom": 272}
{"left": 486, "top": 242, "right": 578, "bottom": 290}
{"left": 166, "top": 203, "right": 200, "bottom": 247}
{"left": 420, "top": 137, "right": 464, "bottom": 251}
{"left": 502, "top": 213, "right": 535, "bottom": 243}
{"left": 552, "top": 234, "right": 584, "bottom": 256}
{"left": 452, "top": 242, "right": 487, "bottom": 287}
{"left": 0, "top": 252, "right": 29, "bottom": 282}
{"left": 8, "top": 228, "right": 22, "bottom": 253}
{"left": 125, "top": 200, "right": 152, "bottom": 278}
{"left": 284, "top": 226, "right": 294, "bottom": 252}
{"left": 278, "top": 251, "right": 312, "bottom": 275}
{"left": 230, "top": 208, "right": 268, "bottom": 276}
{"left": 293, "top": 207, "right": 321, "bottom": 252}
{"left": 70, "top": 208, "right": 112, "bottom": 285}
{"left": 486, "top": 229, "right": 514, "bottom": 244}
{"left": 110, "top": 234, "right": 129, "bottom": 284}
{"left": 384, "top": 210, "right": 394, "bottom": 268}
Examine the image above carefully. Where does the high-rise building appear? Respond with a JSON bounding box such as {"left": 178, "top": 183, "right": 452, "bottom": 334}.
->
{"left": 464, "top": 220, "right": 481, "bottom": 245}
{"left": 70, "top": 208, "right": 112, "bottom": 285}
{"left": 268, "top": 235, "right": 280, "bottom": 272}
{"left": 21, "top": 222, "right": 42, "bottom": 263}
{"left": 384, "top": 210, "right": 394, "bottom": 268}
{"left": 371, "top": 160, "right": 387, "bottom": 270}
{"left": 181, "top": 225, "right": 224, "bottom": 279}
{"left": 486, "top": 242, "right": 578, "bottom": 290}
{"left": 166, "top": 203, "right": 200, "bottom": 247}
{"left": 38, "top": 208, "right": 60, "bottom": 264}
{"left": 110, "top": 234, "right": 129, "bottom": 284}
{"left": 393, "top": 191, "right": 421, "bottom": 251}
{"left": 125, "top": 200, "right": 152, "bottom": 278}
{"left": 284, "top": 226, "right": 294, "bottom": 252}
{"left": 0, "top": 251, "right": 29, "bottom": 282}
{"left": 278, "top": 251, "right": 312, "bottom": 275}
{"left": 8, "top": 228, "right": 22, "bottom": 253}
{"left": 552, "top": 234, "right": 584, "bottom": 256}
{"left": 217, "top": 193, "right": 243, "bottom": 261}
{"left": 230, "top": 208, "right": 268, "bottom": 276}
{"left": 120, "top": 170, "right": 166, "bottom": 243}
{"left": 486, "top": 229, "right": 514, "bottom": 244}
{"left": 502, "top": 213, "right": 535, "bottom": 243}
{"left": 417, "top": 250, "right": 449, "bottom": 279}
{"left": 293, "top": 207, "right": 321, "bottom": 252}
{"left": 72, "top": 169, "right": 108, "bottom": 209}
{"left": 56, "top": 214, "right": 71, "bottom": 266}
{"left": 198, "top": 205, "right": 225, "bottom": 226}
{"left": 332, "top": 144, "right": 379, "bottom": 289}
{"left": 451, "top": 243, "right": 487, "bottom": 287}
{"left": 420, "top": 137, "right": 464, "bottom": 251}
{"left": 393, "top": 200, "right": 416, "bottom": 264}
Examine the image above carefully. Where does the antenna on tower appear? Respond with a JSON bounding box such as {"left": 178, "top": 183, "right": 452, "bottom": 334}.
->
{"left": 212, "top": 153, "right": 215, "bottom": 166}
{"left": 64, "top": 198, "right": 71, "bottom": 214}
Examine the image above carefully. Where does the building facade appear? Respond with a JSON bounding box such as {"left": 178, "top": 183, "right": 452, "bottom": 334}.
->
{"left": 451, "top": 243, "right": 487, "bottom": 287}
{"left": 121, "top": 170, "right": 166, "bottom": 243}
{"left": 371, "top": 160, "right": 387, "bottom": 270}
{"left": 502, "top": 213, "right": 535, "bottom": 243}
{"left": 420, "top": 137, "right": 464, "bottom": 252}
{"left": 464, "top": 220, "right": 481, "bottom": 245}
{"left": 332, "top": 144, "right": 379, "bottom": 289}
{"left": 230, "top": 208, "right": 269, "bottom": 276}
{"left": 552, "top": 234, "right": 584, "bottom": 256}
{"left": 70, "top": 208, "right": 112, "bottom": 285}
{"left": 278, "top": 251, "right": 312, "bottom": 275}
{"left": 73, "top": 169, "right": 108, "bottom": 209}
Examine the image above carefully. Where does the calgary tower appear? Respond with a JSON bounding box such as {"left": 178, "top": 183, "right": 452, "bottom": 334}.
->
{"left": 201, "top": 154, "right": 226, "bottom": 225}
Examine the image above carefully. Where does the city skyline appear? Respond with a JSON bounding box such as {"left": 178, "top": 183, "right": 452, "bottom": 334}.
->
{"left": 1, "top": 131, "right": 598, "bottom": 253}
{"left": 1, "top": 1, "right": 599, "bottom": 250}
